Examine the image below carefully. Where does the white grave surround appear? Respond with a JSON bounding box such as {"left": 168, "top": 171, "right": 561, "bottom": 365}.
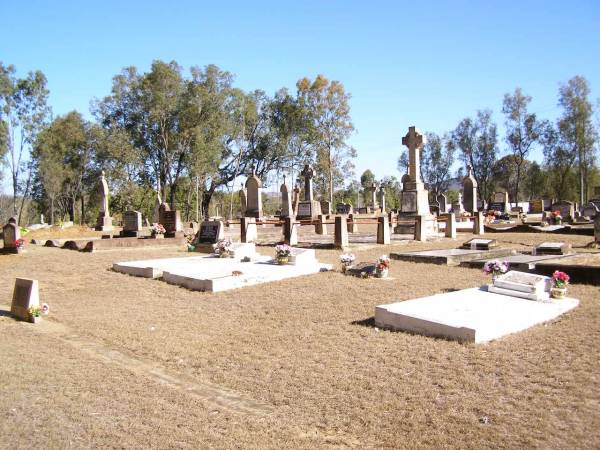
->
{"left": 113, "top": 250, "right": 331, "bottom": 293}
{"left": 375, "top": 287, "right": 578, "bottom": 343}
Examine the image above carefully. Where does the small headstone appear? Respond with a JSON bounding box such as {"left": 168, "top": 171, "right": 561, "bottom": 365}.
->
{"left": 320, "top": 200, "right": 331, "bottom": 215}
{"left": 533, "top": 242, "right": 573, "bottom": 256}
{"left": 488, "top": 271, "right": 551, "bottom": 301}
{"left": 550, "top": 201, "right": 575, "bottom": 222}
{"left": 2, "top": 220, "right": 20, "bottom": 253}
{"left": 530, "top": 199, "right": 544, "bottom": 214}
{"left": 288, "top": 248, "right": 317, "bottom": 266}
{"left": 489, "top": 192, "right": 509, "bottom": 213}
{"left": 194, "top": 220, "right": 224, "bottom": 244}
{"left": 336, "top": 203, "right": 353, "bottom": 215}
{"left": 160, "top": 210, "right": 182, "bottom": 237}
{"left": 11, "top": 278, "right": 40, "bottom": 322}
{"left": 121, "top": 210, "right": 142, "bottom": 237}
{"left": 461, "top": 238, "right": 497, "bottom": 251}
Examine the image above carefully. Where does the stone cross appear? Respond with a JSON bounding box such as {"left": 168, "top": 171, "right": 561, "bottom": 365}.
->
{"left": 301, "top": 164, "right": 315, "bottom": 202}
{"left": 402, "top": 126, "right": 425, "bottom": 184}
{"left": 99, "top": 171, "right": 110, "bottom": 217}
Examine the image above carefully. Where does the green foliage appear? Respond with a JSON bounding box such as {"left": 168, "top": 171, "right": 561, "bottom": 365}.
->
{"left": 421, "top": 132, "right": 455, "bottom": 196}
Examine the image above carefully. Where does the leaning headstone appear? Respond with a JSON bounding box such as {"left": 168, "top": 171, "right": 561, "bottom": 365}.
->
{"left": 533, "top": 242, "right": 573, "bottom": 256}
{"left": 2, "top": 219, "right": 20, "bottom": 254}
{"left": 95, "top": 171, "right": 114, "bottom": 232}
{"left": 245, "top": 170, "right": 263, "bottom": 219}
{"left": 121, "top": 211, "right": 142, "bottom": 237}
{"left": 461, "top": 238, "right": 497, "bottom": 250}
{"left": 11, "top": 278, "right": 40, "bottom": 322}
{"left": 462, "top": 165, "right": 478, "bottom": 213}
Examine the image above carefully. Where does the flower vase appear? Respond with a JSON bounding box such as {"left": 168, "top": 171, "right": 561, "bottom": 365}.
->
{"left": 277, "top": 256, "right": 289, "bottom": 265}
{"left": 375, "top": 268, "right": 388, "bottom": 279}
{"left": 30, "top": 316, "right": 41, "bottom": 324}
{"left": 551, "top": 287, "right": 567, "bottom": 299}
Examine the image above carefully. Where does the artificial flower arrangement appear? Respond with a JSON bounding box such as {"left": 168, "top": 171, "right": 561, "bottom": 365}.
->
{"left": 375, "top": 255, "right": 390, "bottom": 278}
{"left": 15, "top": 238, "right": 25, "bottom": 249}
{"left": 275, "top": 244, "right": 292, "bottom": 264}
{"left": 28, "top": 303, "right": 49, "bottom": 323}
{"left": 339, "top": 253, "right": 355, "bottom": 272}
{"left": 551, "top": 271, "right": 570, "bottom": 298}
{"left": 215, "top": 238, "right": 234, "bottom": 258}
{"left": 150, "top": 223, "right": 166, "bottom": 235}
{"left": 551, "top": 210, "right": 562, "bottom": 224}
{"left": 483, "top": 260, "right": 509, "bottom": 279}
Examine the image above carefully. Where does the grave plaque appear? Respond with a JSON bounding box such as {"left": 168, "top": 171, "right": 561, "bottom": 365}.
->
{"left": 195, "top": 220, "right": 224, "bottom": 244}
{"left": 401, "top": 192, "right": 417, "bottom": 213}
{"left": 533, "top": 242, "right": 572, "bottom": 256}
{"left": 11, "top": 278, "right": 40, "bottom": 321}
{"left": 346, "top": 262, "right": 376, "bottom": 278}
{"left": 297, "top": 202, "right": 312, "bottom": 218}
{"left": 530, "top": 200, "right": 543, "bottom": 214}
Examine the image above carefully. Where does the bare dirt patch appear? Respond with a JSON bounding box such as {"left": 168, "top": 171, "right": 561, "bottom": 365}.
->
{"left": 1, "top": 229, "right": 599, "bottom": 449}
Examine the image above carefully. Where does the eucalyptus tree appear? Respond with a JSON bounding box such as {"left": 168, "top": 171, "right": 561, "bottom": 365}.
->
{"left": 502, "top": 88, "right": 545, "bottom": 205}
{"left": 451, "top": 110, "right": 498, "bottom": 202}
{"left": 556, "top": 76, "right": 597, "bottom": 203}
{"left": 296, "top": 75, "right": 356, "bottom": 204}
{"left": 421, "top": 132, "right": 455, "bottom": 197}
{"left": 542, "top": 122, "right": 578, "bottom": 200}
{"left": 0, "top": 62, "right": 51, "bottom": 222}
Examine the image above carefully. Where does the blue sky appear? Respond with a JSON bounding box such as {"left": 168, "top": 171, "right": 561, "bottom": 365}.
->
{"left": 1, "top": 0, "right": 599, "bottom": 191}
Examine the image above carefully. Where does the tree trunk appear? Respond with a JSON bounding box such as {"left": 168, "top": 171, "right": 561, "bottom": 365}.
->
{"left": 80, "top": 195, "right": 85, "bottom": 225}
{"left": 50, "top": 197, "right": 55, "bottom": 225}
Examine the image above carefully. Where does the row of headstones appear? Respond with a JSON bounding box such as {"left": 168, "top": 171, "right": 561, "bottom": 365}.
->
{"left": 119, "top": 205, "right": 183, "bottom": 237}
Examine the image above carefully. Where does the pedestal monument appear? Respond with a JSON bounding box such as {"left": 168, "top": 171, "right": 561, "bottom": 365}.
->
{"left": 95, "top": 171, "right": 114, "bottom": 232}
{"left": 296, "top": 164, "right": 322, "bottom": 220}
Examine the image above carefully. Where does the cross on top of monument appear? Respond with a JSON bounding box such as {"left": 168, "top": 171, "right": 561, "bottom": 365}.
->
{"left": 402, "top": 126, "right": 425, "bottom": 150}
{"left": 301, "top": 164, "right": 315, "bottom": 179}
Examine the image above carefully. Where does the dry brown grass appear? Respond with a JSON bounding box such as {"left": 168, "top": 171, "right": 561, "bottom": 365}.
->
{"left": 1, "top": 229, "right": 599, "bottom": 449}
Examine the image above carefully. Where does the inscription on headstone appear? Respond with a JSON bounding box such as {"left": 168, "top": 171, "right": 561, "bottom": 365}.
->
{"left": 195, "top": 220, "right": 224, "bottom": 244}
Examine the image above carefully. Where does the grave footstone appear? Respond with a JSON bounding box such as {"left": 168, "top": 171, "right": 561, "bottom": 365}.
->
{"left": 461, "top": 238, "right": 497, "bottom": 250}
{"left": 11, "top": 278, "right": 40, "bottom": 322}
{"left": 533, "top": 242, "right": 573, "bottom": 256}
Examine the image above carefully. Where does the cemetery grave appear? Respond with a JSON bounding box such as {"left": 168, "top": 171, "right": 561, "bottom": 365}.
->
{"left": 375, "top": 271, "right": 579, "bottom": 343}
{"left": 113, "top": 246, "right": 332, "bottom": 292}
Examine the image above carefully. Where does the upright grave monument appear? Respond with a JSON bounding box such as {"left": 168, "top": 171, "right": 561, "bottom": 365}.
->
{"left": 462, "top": 164, "right": 478, "bottom": 213}
{"left": 121, "top": 210, "right": 143, "bottom": 237}
{"left": 159, "top": 203, "right": 183, "bottom": 237}
{"left": 296, "top": 164, "right": 322, "bottom": 220}
{"left": 378, "top": 185, "right": 386, "bottom": 213}
{"left": 95, "top": 171, "right": 114, "bottom": 232}
{"left": 369, "top": 182, "right": 379, "bottom": 213}
{"left": 395, "top": 127, "right": 436, "bottom": 235}
{"left": 11, "top": 278, "right": 40, "bottom": 322}
{"left": 244, "top": 169, "right": 263, "bottom": 219}
{"left": 280, "top": 175, "right": 292, "bottom": 218}
{"left": 2, "top": 217, "right": 21, "bottom": 254}
{"left": 238, "top": 183, "right": 247, "bottom": 217}
{"left": 489, "top": 192, "right": 509, "bottom": 213}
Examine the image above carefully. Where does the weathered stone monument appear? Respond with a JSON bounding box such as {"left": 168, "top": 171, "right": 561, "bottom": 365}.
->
{"left": 369, "top": 182, "right": 379, "bottom": 212}
{"left": 245, "top": 170, "right": 263, "bottom": 219}
{"left": 95, "top": 171, "right": 114, "bottom": 232}
{"left": 121, "top": 211, "right": 143, "bottom": 237}
{"left": 11, "top": 278, "right": 40, "bottom": 322}
{"left": 437, "top": 193, "right": 447, "bottom": 213}
{"left": 280, "top": 176, "right": 292, "bottom": 218}
{"left": 2, "top": 217, "right": 21, "bottom": 254}
{"left": 395, "top": 127, "right": 436, "bottom": 236}
{"left": 462, "top": 165, "right": 478, "bottom": 213}
{"left": 193, "top": 220, "right": 224, "bottom": 248}
{"left": 452, "top": 193, "right": 465, "bottom": 215}
{"left": 239, "top": 183, "right": 247, "bottom": 217}
{"left": 378, "top": 185, "right": 386, "bottom": 213}
{"left": 297, "top": 164, "right": 322, "bottom": 220}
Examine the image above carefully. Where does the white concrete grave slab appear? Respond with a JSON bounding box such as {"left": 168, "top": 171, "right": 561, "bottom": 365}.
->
{"left": 375, "top": 287, "right": 578, "bottom": 343}
{"left": 113, "top": 251, "right": 332, "bottom": 292}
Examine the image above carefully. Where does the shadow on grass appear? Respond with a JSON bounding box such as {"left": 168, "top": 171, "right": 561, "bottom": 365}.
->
{"left": 351, "top": 317, "right": 376, "bottom": 328}
{"left": 441, "top": 288, "right": 460, "bottom": 293}
{"left": 0, "top": 309, "right": 13, "bottom": 318}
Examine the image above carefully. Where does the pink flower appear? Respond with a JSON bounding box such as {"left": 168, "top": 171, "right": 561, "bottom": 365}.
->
{"left": 41, "top": 303, "right": 50, "bottom": 315}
